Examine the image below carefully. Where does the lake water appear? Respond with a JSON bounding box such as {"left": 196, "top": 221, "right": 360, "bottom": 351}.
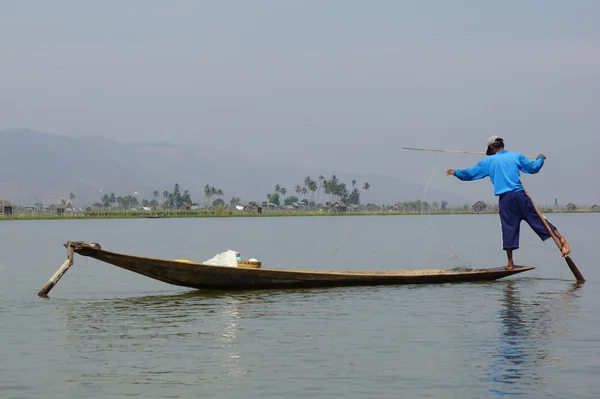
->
{"left": 1, "top": 214, "right": 599, "bottom": 398}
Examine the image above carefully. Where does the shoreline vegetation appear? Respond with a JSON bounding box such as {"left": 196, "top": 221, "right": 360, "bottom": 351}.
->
{"left": 2, "top": 178, "right": 597, "bottom": 221}
{"left": 1, "top": 207, "right": 597, "bottom": 221}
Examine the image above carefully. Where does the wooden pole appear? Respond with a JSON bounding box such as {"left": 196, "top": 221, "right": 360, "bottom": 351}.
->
{"left": 524, "top": 189, "right": 585, "bottom": 282}
{"left": 37, "top": 242, "right": 75, "bottom": 298}
{"left": 401, "top": 147, "right": 538, "bottom": 160}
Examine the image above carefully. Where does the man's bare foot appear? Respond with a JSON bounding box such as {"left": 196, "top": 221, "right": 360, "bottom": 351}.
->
{"left": 504, "top": 248, "right": 514, "bottom": 270}
{"left": 560, "top": 237, "right": 571, "bottom": 257}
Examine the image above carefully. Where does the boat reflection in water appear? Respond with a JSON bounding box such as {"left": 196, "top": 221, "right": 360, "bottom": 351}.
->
{"left": 216, "top": 296, "right": 245, "bottom": 378}
{"left": 487, "top": 280, "right": 583, "bottom": 396}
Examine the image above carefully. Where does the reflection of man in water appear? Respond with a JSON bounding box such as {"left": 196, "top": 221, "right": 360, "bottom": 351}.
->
{"left": 487, "top": 281, "right": 581, "bottom": 396}
{"left": 488, "top": 281, "right": 528, "bottom": 396}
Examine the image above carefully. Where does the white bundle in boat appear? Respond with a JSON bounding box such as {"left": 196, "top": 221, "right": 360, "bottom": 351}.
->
{"left": 203, "top": 250, "right": 239, "bottom": 267}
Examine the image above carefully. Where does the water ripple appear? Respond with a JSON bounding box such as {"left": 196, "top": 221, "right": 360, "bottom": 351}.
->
{"left": 2, "top": 216, "right": 600, "bottom": 398}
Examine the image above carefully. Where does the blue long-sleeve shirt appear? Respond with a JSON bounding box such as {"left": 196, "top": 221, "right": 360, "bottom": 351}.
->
{"left": 453, "top": 150, "right": 544, "bottom": 196}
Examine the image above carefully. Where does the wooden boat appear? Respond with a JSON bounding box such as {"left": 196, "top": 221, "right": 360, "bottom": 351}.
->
{"left": 64, "top": 241, "right": 535, "bottom": 290}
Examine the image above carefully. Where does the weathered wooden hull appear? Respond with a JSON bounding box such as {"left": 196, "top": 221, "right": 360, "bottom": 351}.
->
{"left": 69, "top": 241, "right": 535, "bottom": 290}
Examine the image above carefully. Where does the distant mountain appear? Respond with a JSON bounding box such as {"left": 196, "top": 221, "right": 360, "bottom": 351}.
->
{"left": 0, "top": 128, "right": 468, "bottom": 206}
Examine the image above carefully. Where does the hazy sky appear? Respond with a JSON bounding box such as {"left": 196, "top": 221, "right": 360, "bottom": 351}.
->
{"left": 2, "top": 0, "right": 599, "bottom": 204}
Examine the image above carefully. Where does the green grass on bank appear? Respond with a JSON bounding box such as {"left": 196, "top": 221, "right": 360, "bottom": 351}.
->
{"left": 1, "top": 208, "right": 597, "bottom": 221}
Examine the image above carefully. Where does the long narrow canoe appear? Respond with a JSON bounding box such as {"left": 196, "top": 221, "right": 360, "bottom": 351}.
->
{"left": 66, "top": 241, "right": 535, "bottom": 290}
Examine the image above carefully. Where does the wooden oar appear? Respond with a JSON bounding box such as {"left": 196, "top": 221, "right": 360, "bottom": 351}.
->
{"left": 524, "top": 189, "right": 585, "bottom": 282}
{"left": 402, "top": 147, "right": 538, "bottom": 160}
{"left": 37, "top": 242, "right": 75, "bottom": 297}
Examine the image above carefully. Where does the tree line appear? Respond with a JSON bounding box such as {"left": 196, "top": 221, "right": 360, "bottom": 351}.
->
{"left": 80, "top": 175, "right": 372, "bottom": 210}
{"left": 265, "top": 175, "right": 371, "bottom": 207}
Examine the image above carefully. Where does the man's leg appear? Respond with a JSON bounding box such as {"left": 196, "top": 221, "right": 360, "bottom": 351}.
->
{"left": 521, "top": 192, "right": 571, "bottom": 256}
{"left": 499, "top": 193, "right": 521, "bottom": 270}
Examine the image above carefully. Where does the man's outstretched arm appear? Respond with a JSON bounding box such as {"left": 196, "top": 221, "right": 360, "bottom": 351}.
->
{"left": 446, "top": 160, "right": 489, "bottom": 181}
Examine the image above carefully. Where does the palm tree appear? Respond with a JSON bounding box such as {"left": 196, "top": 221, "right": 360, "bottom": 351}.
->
{"left": 303, "top": 176, "right": 313, "bottom": 203}
{"left": 280, "top": 187, "right": 287, "bottom": 204}
{"left": 337, "top": 183, "right": 348, "bottom": 203}
{"left": 307, "top": 179, "right": 317, "bottom": 208}
{"left": 325, "top": 175, "right": 340, "bottom": 203}
{"left": 69, "top": 192, "right": 75, "bottom": 208}
{"left": 153, "top": 190, "right": 159, "bottom": 200}
{"left": 363, "top": 182, "right": 370, "bottom": 204}
{"left": 204, "top": 185, "right": 212, "bottom": 207}
{"left": 301, "top": 186, "right": 308, "bottom": 201}
{"left": 173, "top": 183, "right": 181, "bottom": 201}
{"left": 317, "top": 175, "right": 325, "bottom": 204}
{"left": 163, "top": 190, "right": 170, "bottom": 209}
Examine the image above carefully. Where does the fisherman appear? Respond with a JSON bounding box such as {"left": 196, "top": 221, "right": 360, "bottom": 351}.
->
{"left": 445, "top": 136, "right": 570, "bottom": 270}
